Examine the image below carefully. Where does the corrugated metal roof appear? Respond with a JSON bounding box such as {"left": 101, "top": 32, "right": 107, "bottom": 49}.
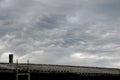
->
{"left": 0, "top": 63, "right": 119, "bottom": 74}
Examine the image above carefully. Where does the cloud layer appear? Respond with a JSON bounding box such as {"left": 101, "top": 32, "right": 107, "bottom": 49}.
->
{"left": 0, "top": 0, "right": 120, "bottom": 68}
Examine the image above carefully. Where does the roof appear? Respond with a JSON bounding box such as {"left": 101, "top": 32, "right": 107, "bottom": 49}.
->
{"left": 0, "top": 63, "right": 120, "bottom": 74}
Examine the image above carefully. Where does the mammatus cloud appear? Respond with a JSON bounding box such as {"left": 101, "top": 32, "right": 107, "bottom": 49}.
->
{"left": 0, "top": 0, "right": 120, "bottom": 68}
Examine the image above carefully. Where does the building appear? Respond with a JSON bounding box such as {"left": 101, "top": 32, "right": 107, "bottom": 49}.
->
{"left": 0, "top": 54, "right": 120, "bottom": 80}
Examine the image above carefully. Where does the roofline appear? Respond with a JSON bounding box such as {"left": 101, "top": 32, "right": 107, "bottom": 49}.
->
{"left": 0, "top": 62, "right": 119, "bottom": 70}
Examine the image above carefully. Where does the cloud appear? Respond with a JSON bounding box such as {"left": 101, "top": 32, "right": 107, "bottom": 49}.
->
{"left": 0, "top": 0, "right": 120, "bottom": 68}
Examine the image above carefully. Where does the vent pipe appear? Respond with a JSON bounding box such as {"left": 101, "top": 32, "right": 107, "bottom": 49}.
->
{"left": 9, "top": 54, "right": 13, "bottom": 63}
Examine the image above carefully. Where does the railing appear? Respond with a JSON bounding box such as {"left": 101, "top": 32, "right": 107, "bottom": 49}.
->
{"left": 16, "top": 60, "right": 30, "bottom": 80}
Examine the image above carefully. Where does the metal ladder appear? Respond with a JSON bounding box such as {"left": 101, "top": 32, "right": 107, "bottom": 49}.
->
{"left": 16, "top": 60, "right": 30, "bottom": 80}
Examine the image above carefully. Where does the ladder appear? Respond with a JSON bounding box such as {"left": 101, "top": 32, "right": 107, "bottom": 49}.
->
{"left": 16, "top": 60, "right": 30, "bottom": 80}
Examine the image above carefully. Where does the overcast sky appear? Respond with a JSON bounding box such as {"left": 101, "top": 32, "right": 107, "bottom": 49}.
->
{"left": 0, "top": 0, "right": 120, "bottom": 68}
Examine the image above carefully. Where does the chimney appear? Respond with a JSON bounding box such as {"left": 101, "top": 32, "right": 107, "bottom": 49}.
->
{"left": 9, "top": 54, "right": 13, "bottom": 63}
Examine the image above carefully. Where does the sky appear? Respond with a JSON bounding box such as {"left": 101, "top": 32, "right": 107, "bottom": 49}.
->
{"left": 0, "top": 0, "right": 120, "bottom": 68}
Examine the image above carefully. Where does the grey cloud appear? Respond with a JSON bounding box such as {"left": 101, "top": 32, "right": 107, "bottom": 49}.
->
{"left": 34, "top": 15, "right": 65, "bottom": 30}
{"left": 91, "top": 0, "right": 120, "bottom": 18}
{"left": 0, "top": 0, "right": 120, "bottom": 68}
